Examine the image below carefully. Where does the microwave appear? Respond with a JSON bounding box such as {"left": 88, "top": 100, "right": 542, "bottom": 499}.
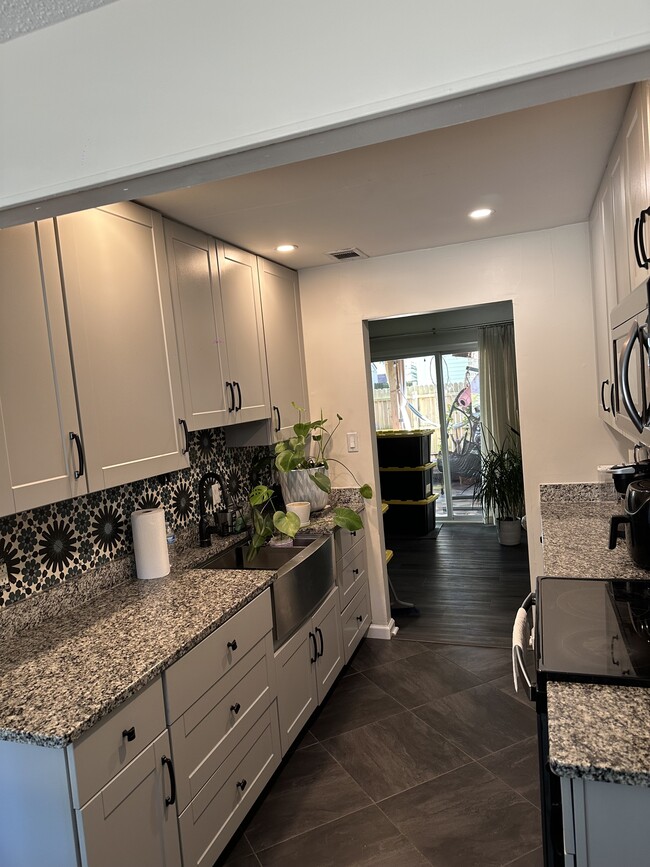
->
{"left": 611, "top": 278, "right": 650, "bottom": 441}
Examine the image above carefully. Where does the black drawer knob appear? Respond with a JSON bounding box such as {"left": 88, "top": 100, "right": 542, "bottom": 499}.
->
{"left": 122, "top": 726, "right": 136, "bottom": 742}
{"left": 227, "top": 639, "right": 238, "bottom": 651}
{"left": 356, "top": 615, "right": 363, "bottom": 623}
{"left": 352, "top": 568, "right": 359, "bottom": 575}
{"left": 236, "top": 779, "right": 247, "bottom": 791}
{"left": 230, "top": 702, "right": 241, "bottom": 715}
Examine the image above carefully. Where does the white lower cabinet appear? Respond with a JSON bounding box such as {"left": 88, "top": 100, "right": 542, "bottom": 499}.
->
{"left": 76, "top": 729, "right": 181, "bottom": 867}
{"left": 560, "top": 774, "right": 650, "bottom": 866}
{"left": 335, "top": 525, "right": 371, "bottom": 662}
{"left": 275, "top": 585, "right": 344, "bottom": 755}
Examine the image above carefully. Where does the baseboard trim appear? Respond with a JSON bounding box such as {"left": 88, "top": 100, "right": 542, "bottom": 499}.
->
{"left": 367, "top": 619, "right": 397, "bottom": 640}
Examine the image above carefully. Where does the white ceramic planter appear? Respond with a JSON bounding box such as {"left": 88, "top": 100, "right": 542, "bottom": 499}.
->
{"left": 279, "top": 467, "right": 329, "bottom": 513}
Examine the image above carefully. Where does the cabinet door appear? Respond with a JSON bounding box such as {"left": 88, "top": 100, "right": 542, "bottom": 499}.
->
{"left": 77, "top": 729, "right": 181, "bottom": 867}
{"left": 257, "top": 257, "right": 307, "bottom": 439}
{"left": 589, "top": 193, "right": 615, "bottom": 426}
{"left": 624, "top": 83, "right": 650, "bottom": 290}
{"left": 313, "top": 586, "right": 344, "bottom": 704}
{"left": 217, "top": 242, "right": 270, "bottom": 424}
{"left": 274, "top": 619, "right": 318, "bottom": 755}
{"left": 0, "top": 221, "right": 87, "bottom": 516}
{"left": 164, "top": 220, "right": 230, "bottom": 431}
{"left": 611, "top": 150, "right": 631, "bottom": 304}
{"left": 57, "top": 203, "right": 189, "bottom": 491}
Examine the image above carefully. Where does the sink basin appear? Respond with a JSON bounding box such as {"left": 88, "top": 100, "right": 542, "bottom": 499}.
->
{"left": 198, "top": 537, "right": 313, "bottom": 571}
{"left": 198, "top": 535, "right": 335, "bottom": 647}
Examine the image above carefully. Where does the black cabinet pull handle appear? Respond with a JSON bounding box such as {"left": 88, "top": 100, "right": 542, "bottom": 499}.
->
{"left": 226, "top": 381, "right": 235, "bottom": 412}
{"left": 351, "top": 531, "right": 356, "bottom": 537}
{"left": 356, "top": 615, "right": 363, "bottom": 623}
{"left": 227, "top": 639, "right": 238, "bottom": 651}
{"left": 309, "top": 631, "right": 318, "bottom": 664}
{"left": 273, "top": 405, "right": 281, "bottom": 432}
{"left": 600, "top": 379, "right": 611, "bottom": 413}
{"left": 230, "top": 702, "right": 241, "bottom": 714}
{"left": 178, "top": 418, "right": 190, "bottom": 455}
{"left": 122, "top": 726, "right": 136, "bottom": 742}
{"left": 236, "top": 779, "right": 247, "bottom": 791}
{"left": 637, "top": 208, "right": 650, "bottom": 270}
{"left": 234, "top": 381, "right": 242, "bottom": 411}
{"left": 315, "top": 626, "right": 324, "bottom": 658}
{"left": 352, "top": 568, "right": 359, "bottom": 575}
{"left": 634, "top": 216, "right": 644, "bottom": 268}
{"left": 69, "top": 432, "right": 85, "bottom": 479}
{"left": 161, "top": 755, "right": 176, "bottom": 806}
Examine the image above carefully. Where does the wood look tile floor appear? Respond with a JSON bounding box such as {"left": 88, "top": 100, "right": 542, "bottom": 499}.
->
{"left": 217, "top": 525, "right": 538, "bottom": 865}
{"left": 217, "top": 640, "right": 543, "bottom": 867}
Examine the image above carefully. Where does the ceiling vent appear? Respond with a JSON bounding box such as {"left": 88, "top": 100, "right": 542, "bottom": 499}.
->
{"left": 325, "top": 247, "right": 368, "bottom": 262}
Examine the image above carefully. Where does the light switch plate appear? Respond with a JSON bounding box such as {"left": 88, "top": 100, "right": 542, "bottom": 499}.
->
{"left": 347, "top": 431, "right": 359, "bottom": 453}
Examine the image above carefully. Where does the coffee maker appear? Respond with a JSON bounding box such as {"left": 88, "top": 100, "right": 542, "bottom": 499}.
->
{"left": 609, "top": 454, "right": 650, "bottom": 568}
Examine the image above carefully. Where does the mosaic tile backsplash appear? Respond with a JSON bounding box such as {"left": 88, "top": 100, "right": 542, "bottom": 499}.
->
{"left": 0, "top": 427, "right": 270, "bottom": 609}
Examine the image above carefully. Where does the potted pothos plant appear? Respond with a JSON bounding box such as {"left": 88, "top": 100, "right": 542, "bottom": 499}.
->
{"left": 246, "top": 404, "right": 373, "bottom": 560}
{"left": 474, "top": 429, "right": 525, "bottom": 546}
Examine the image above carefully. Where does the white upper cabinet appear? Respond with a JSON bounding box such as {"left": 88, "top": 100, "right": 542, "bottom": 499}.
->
{"left": 0, "top": 221, "right": 87, "bottom": 516}
{"left": 589, "top": 192, "right": 615, "bottom": 426}
{"left": 164, "top": 220, "right": 231, "bottom": 431}
{"left": 257, "top": 257, "right": 307, "bottom": 440}
{"left": 57, "top": 202, "right": 189, "bottom": 491}
{"left": 216, "top": 242, "right": 270, "bottom": 424}
{"left": 624, "top": 82, "right": 650, "bottom": 290}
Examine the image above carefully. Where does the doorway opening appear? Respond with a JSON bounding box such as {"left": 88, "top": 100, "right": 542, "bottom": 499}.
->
{"left": 368, "top": 301, "right": 530, "bottom": 647}
{"left": 372, "top": 350, "right": 481, "bottom": 521}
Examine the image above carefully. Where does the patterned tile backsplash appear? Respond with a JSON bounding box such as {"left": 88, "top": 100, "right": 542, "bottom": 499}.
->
{"left": 0, "top": 427, "right": 271, "bottom": 609}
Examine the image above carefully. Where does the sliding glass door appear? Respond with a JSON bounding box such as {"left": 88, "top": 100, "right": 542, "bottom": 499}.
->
{"left": 372, "top": 349, "right": 481, "bottom": 520}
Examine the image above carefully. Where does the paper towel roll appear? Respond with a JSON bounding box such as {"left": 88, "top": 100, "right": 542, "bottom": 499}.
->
{"left": 131, "top": 508, "right": 170, "bottom": 580}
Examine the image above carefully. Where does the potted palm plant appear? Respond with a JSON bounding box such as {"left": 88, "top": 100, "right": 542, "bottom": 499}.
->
{"left": 474, "top": 433, "right": 525, "bottom": 546}
{"left": 247, "top": 404, "right": 373, "bottom": 560}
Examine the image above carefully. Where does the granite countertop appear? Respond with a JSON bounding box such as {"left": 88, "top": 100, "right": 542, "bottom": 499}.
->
{"left": 0, "top": 489, "right": 364, "bottom": 749}
{"left": 541, "top": 483, "right": 650, "bottom": 787}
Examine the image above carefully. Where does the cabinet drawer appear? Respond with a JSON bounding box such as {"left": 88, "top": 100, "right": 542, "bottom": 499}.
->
{"left": 164, "top": 589, "right": 272, "bottom": 723}
{"left": 170, "top": 633, "right": 275, "bottom": 812}
{"left": 68, "top": 677, "right": 166, "bottom": 809}
{"left": 178, "top": 704, "right": 281, "bottom": 867}
{"left": 341, "top": 581, "right": 370, "bottom": 663}
{"left": 335, "top": 525, "right": 365, "bottom": 561}
{"left": 338, "top": 542, "right": 367, "bottom": 612}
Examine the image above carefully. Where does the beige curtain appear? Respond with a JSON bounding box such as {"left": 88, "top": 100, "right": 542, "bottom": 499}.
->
{"left": 479, "top": 323, "right": 520, "bottom": 452}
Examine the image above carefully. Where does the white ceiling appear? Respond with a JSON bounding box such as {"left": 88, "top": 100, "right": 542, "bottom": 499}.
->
{"left": 140, "top": 86, "right": 632, "bottom": 271}
{"left": 0, "top": 0, "right": 118, "bottom": 42}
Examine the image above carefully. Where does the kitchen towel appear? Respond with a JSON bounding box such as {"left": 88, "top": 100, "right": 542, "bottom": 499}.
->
{"left": 131, "top": 508, "right": 170, "bottom": 580}
{"left": 512, "top": 606, "right": 531, "bottom": 693}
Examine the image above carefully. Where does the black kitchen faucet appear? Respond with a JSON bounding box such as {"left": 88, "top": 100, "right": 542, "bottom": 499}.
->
{"left": 198, "top": 472, "right": 228, "bottom": 547}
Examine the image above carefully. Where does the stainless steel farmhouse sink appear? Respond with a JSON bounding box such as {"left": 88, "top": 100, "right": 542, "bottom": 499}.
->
{"left": 198, "top": 535, "right": 335, "bottom": 647}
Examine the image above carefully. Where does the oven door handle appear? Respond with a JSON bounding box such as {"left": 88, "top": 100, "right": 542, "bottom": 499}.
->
{"left": 512, "top": 591, "right": 537, "bottom": 702}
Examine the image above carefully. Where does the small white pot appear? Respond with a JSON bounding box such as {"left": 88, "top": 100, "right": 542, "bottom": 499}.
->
{"left": 497, "top": 518, "right": 522, "bottom": 546}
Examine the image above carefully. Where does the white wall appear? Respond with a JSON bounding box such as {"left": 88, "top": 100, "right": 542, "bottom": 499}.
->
{"left": 1, "top": 0, "right": 649, "bottom": 211}
{"left": 298, "top": 224, "right": 628, "bottom": 627}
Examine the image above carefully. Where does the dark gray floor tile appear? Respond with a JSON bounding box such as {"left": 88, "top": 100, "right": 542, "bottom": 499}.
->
{"left": 491, "top": 673, "right": 538, "bottom": 710}
{"left": 436, "top": 644, "right": 513, "bottom": 682}
{"left": 245, "top": 743, "right": 371, "bottom": 852}
{"left": 480, "top": 736, "right": 541, "bottom": 809}
{"left": 323, "top": 710, "right": 470, "bottom": 801}
{"left": 310, "top": 672, "right": 404, "bottom": 740}
{"left": 350, "top": 637, "right": 430, "bottom": 672}
{"left": 296, "top": 729, "right": 318, "bottom": 749}
{"left": 216, "top": 833, "right": 258, "bottom": 866}
{"left": 256, "top": 805, "right": 430, "bottom": 866}
{"left": 503, "top": 846, "right": 544, "bottom": 866}
{"left": 381, "top": 762, "right": 542, "bottom": 867}
{"left": 363, "top": 650, "right": 481, "bottom": 708}
{"left": 414, "top": 683, "right": 537, "bottom": 758}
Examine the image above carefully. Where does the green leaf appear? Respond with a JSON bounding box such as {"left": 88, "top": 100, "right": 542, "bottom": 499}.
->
{"left": 311, "top": 471, "right": 331, "bottom": 493}
{"left": 248, "top": 484, "right": 274, "bottom": 506}
{"left": 359, "top": 484, "right": 373, "bottom": 499}
{"left": 336, "top": 413, "right": 343, "bottom": 421}
{"left": 293, "top": 422, "right": 311, "bottom": 438}
{"left": 276, "top": 450, "right": 296, "bottom": 473}
{"left": 275, "top": 440, "right": 289, "bottom": 454}
{"left": 333, "top": 507, "right": 363, "bottom": 532}
{"left": 273, "top": 510, "right": 300, "bottom": 537}
{"left": 291, "top": 401, "right": 306, "bottom": 413}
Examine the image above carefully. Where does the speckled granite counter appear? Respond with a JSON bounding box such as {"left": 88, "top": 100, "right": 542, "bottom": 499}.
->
{"left": 0, "top": 489, "right": 364, "bottom": 749}
{"left": 541, "top": 483, "right": 650, "bottom": 787}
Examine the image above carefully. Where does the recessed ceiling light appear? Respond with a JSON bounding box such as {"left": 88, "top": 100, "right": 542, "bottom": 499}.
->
{"left": 469, "top": 208, "right": 494, "bottom": 220}
{"left": 275, "top": 244, "right": 298, "bottom": 252}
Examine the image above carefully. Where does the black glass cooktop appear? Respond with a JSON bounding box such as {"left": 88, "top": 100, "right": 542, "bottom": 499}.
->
{"left": 536, "top": 577, "right": 650, "bottom": 685}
